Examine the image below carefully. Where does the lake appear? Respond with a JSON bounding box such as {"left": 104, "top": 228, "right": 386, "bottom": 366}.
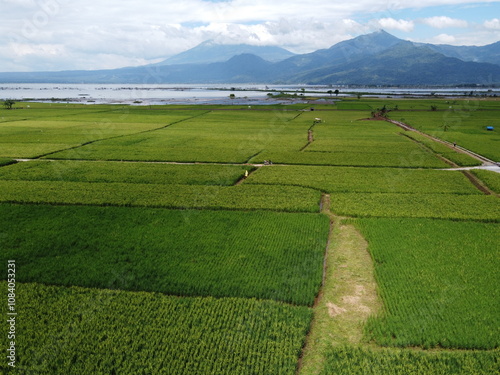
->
{"left": 0, "top": 83, "right": 497, "bottom": 105}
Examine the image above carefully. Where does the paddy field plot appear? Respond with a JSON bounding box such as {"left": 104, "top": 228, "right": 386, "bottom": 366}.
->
{"left": 48, "top": 110, "right": 309, "bottom": 163}
{"left": 402, "top": 131, "right": 481, "bottom": 166}
{"left": 0, "top": 160, "right": 251, "bottom": 185}
{"left": 329, "top": 192, "right": 499, "bottom": 221}
{"left": 245, "top": 165, "right": 480, "bottom": 194}
{"left": 354, "top": 218, "right": 499, "bottom": 350}
{"left": 0, "top": 179, "right": 321, "bottom": 212}
{"left": 471, "top": 169, "right": 500, "bottom": 194}
{"left": 0, "top": 204, "right": 329, "bottom": 306}
{"left": 1, "top": 101, "right": 499, "bottom": 374}
{"left": 0, "top": 282, "right": 312, "bottom": 375}
{"left": 388, "top": 104, "right": 500, "bottom": 161}
{"left": 252, "top": 112, "right": 450, "bottom": 168}
{"left": 0, "top": 107, "right": 201, "bottom": 158}
{"left": 320, "top": 346, "right": 500, "bottom": 375}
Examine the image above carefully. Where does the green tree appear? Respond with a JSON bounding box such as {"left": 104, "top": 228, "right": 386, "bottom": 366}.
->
{"left": 3, "top": 99, "right": 15, "bottom": 109}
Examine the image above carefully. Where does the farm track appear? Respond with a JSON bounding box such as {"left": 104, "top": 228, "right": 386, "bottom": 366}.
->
{"left": 299, "top": 193, "right": 383, "bottom": 374}
{"left": 386, "top": 118, "right": 499, "bottom": 194}
{"left": 385, "top": 117, "right": 498, "bottom": 166}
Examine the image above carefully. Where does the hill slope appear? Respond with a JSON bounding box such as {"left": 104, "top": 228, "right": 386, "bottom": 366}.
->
{"left": 156, "top": 40, "right": 296, "bottom": 65}
{"left": 0, "top": 31, "right": 499, "bottom": 85}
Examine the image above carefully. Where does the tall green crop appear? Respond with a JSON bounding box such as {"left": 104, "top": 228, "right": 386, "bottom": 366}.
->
{"left": 355, "top": 218, "right": 499, "bottom": 349}
{"left": 0, "top": 282, "right": 312, "bottom": 375}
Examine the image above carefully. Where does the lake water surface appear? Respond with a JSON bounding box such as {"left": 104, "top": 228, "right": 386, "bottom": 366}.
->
{"left": 1, "top": 83, "right": 497, "bottom": 105}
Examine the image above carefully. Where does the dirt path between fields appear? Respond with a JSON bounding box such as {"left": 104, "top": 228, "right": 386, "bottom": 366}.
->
{"left": 298, "top": 194, "right": 383, "bottom": 375}
{"left": 383, "top": 117, "right": 498, "bottom": 167}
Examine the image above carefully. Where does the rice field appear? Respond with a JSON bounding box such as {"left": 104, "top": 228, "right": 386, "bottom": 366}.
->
{"left": 0, "top": 204, "right": 329, "bottom": 305}
{"left": 0, "top": 100, "right": 498, "bottom": 374}
{"left": 355, "top": 218, "right": 499, "bottom": 349}
{"left": 0, "top": 282, "right": 312, "bottom": 375}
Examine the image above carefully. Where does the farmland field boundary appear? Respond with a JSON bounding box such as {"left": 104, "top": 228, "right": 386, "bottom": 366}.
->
{"left": 400, "top": 133, "right": 496, "bottom": 195}
{"left": 33, "top": 110, "right": 212, "bottom": 160}
{"left": 299, "top": 195, "right": 383, "bottom": 375}
{"left": 234, "top": 166, "right": 260, "bottom": 185}
{"left": 13, "top": 158, "right": 465, "bottom": 169}
{"left": 387, "top": 117, "right": 497, "bottom": 166}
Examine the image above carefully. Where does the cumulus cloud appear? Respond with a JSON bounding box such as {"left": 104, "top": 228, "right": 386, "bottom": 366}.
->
{"left": 431, "top": 33, "right": 457, "bottom": 44}
{"left": 422, "top": 16, "right": 468, "bottom": 28}
{"left": 374, "top": 18, "right": 414, "bottom": 32}
{"left": 484, "top": 18, "right": 500, "bottom": 30}
{"left": 1, "top": 0, "right": 499, "bottom": 71}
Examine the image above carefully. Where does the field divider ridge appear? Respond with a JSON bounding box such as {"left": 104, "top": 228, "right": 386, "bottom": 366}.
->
{"left": 34, "top": 110, "right": 212, "bottom": 160}
{"left": 399, "top": 133, "right": 496, "bottom": 195}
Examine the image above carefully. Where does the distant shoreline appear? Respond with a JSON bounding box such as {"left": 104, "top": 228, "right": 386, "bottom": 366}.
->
{"left": 1, "top": 83, "right": 499, "bottom": 105}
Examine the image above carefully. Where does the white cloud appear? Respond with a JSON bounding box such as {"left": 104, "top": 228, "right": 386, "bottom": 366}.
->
{"left": 1, "top": 0, "right": 499, "bottom": 71}
{"left": 422, "top": 16, "right": 468, "bottom": 28}
{"left": 484, "top": 18, "right": 500, "bottom": 30}
{"left": 374, "top": 18, "right": 414, "bottom": 32}
{"left": 431, "top": 33, "right": 457, "bottom": 44}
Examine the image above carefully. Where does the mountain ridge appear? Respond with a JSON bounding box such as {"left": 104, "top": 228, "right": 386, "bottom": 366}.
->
{"left": 154, "top": 40, "right": 296, "bottom": 65}
{"left": 1, "top": 30, "right": 499, "bottom": 85}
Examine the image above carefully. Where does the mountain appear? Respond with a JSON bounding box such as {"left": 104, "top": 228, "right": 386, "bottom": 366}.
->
{"left": 288, "top": 41, "right": 500, "bottom": 85}
{"left": 1, "top": 31, "right": 499, "bottom": 85}
{"left": 155, "top": 40, "right": 296, "bottom": 65}
{"left": 270, "top": 30, "right": 403, "bottom": 78}
{"left": 419, "top": 41, "right": 500, "bottom": 66}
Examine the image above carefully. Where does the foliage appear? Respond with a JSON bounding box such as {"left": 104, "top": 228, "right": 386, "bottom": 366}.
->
{"left": 0, "top": 204, "right": 329, "bottom": 305}
{"left": 329, "top": 193, "right": 500, "bottom": 221}
{"left": 246, "top": 165, "right": 480, "bottom": 194}
{"left": 320, "top": 346, "right": 500, "bottom": 375}
{"left": 3, "top": 99, "right": 15, "bottom": 109}
{"left": 0, "top": 282, "right": 312, "bottom": 374}
{"left": 354, "top": 218, "right": 499, "bottom": 349}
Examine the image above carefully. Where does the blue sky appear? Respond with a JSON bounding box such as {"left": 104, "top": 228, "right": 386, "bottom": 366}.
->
{"left": 1, "top": 0, "right": 499, "bottom": 72}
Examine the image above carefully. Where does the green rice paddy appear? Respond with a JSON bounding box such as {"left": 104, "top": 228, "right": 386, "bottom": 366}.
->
{"left": 0, "top": 99, "right": 498, "bottom": 374}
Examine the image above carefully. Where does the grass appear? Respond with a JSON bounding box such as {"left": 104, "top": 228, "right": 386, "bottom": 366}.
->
{"left": 0, "top": 204, "right": 329, "bottom": 305}
{"left": 0, "top": 158, "right": 14, "bottom": 166}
